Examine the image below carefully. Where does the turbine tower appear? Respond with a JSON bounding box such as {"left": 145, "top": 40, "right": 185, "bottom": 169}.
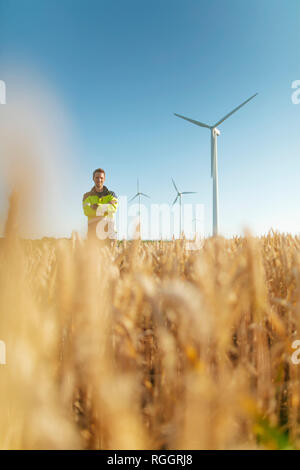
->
{"left": 174, "top": 93, "right": 258, "bottom": 236}
{"left": 129, "top": 178, "right": 150, "bottom": 233}
{"left": 172, "top": 178, "right": 196, "bottom": 237}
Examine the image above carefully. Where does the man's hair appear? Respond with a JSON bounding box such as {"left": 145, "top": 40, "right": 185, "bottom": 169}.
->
{"left": 93, "top": 168, "right": 105, "bottom": 178}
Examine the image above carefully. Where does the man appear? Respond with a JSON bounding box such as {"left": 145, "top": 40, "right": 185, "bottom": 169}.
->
{"left": 82, "top": 168, "right": 118, "bottom": 240}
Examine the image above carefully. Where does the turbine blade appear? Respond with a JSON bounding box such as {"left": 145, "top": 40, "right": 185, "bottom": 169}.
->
{"left": 172, "top": 178, "right": 179, "bottom": 194}
{"left": 213, "top": 93, "right": 258, "bottom": 127}
{"left": 129, "top": 193, "right": 138, "bottom": 202}
{"left": 172, "top": 195, "right": 178, "bottom": 206}
{"left": 140, "top": 193, "right": 150, "bottom": 198}
{"left": 174, "top": 113, "right": 211, "bottom": 129}
{"left": 137, "top": 178, "right": 139, "bottom": 193}
{"left": 181, "top": 191, "right": 197, "bottom": 194}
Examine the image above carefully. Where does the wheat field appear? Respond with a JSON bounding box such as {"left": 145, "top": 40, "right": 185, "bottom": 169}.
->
{"left": 1, "top": 195, "right": 300, "bottom": 450}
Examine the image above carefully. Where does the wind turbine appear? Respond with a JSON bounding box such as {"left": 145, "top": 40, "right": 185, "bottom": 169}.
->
{"left": 172, "top": 178, "right": 197, "bottom": 237}
{"left": 174, "top": 93, "right": 258, "bottom": 236}
{"left": 129, "top": 178, "right": 150, "bottom": 233}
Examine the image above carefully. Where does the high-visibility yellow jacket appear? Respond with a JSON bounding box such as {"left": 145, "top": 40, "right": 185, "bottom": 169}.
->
{"left": 82, "top": 186, "right": 118, "bottom": 225}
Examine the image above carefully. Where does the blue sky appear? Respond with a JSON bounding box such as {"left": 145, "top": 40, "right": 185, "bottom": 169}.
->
{"left": 0, "top": 0, "right": 299, "bottom": 238}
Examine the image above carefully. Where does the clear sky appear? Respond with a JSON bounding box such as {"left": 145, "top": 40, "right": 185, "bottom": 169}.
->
{"left": 0, "top": 0, "right": 299, "bottom": 238}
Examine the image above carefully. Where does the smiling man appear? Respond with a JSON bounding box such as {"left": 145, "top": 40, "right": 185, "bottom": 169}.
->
{"left": 82, "top": 168, "right": 118, "bottom": 240}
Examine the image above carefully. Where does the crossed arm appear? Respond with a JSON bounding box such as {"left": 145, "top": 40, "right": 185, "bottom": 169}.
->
{"left": 90, "top": 201, "right": 115, "bottom": 210}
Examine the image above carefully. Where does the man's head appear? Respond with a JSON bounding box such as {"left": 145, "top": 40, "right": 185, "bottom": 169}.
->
{"left": 93, "top": 168, "right": 105, "bottom": 191}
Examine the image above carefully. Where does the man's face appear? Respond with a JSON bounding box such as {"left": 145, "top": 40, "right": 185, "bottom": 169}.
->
{"left": 93, "top": 171, "right": 105, "bottom": 191}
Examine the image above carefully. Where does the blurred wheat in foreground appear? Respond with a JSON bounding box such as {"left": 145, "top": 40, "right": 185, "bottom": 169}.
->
{"left": 2, "top": 198, "right": 300, "bottom": 449}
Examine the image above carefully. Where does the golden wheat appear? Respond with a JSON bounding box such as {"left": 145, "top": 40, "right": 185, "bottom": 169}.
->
{"left": 1, "top": 197, "right": 300, "bottom": 449}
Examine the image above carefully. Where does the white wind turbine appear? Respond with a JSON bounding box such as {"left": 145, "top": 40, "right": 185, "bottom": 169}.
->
{"left": 172, "top": 178, "right": 197, "bottom": 237}
{"left": 174, "top": 93, "right": 258, "bottom": 236}
{"left": 129, "top": 178, "right": 150, "bottom": 233}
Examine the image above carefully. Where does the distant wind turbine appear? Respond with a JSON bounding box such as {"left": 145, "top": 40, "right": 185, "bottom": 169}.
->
{"left": 129, "top": 178, "right": 150, "bottom": 232}
{"left": 174, "top": 93, "right": 258, "bottom": 236}
{"left": 172, "top": 178, "right": 196, "bottom": 237}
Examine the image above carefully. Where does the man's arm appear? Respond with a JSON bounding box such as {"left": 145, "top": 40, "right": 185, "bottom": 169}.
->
{"left": 107, "top": 192, "right": 118, "bottom": 213}
{"left": 82, "top": 194, "right": 98, "bottom": 217}
{"left": 97, "top": 192, "right": 118, "bottom": 217}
